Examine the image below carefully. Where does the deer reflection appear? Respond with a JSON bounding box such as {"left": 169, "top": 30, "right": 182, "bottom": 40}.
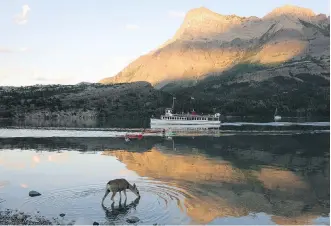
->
{"left": 101, "top": 196, "right": 140, "bottom": 220}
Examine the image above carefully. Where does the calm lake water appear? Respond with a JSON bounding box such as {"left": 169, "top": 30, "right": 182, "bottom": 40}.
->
{"left": 0, "top": 129, "right": 329, "bottom": 225}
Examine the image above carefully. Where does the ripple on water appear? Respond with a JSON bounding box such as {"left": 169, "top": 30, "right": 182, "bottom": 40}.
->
{"left": 19, "top": 179, "right": 194, "bottom": 225}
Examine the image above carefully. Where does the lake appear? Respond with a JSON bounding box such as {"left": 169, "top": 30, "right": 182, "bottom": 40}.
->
{"left": 0, "top": 128, "right": 329, "bottom": 225}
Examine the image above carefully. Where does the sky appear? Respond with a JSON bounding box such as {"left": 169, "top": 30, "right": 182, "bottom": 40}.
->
{"left": 0, "top": 0, "right": 329, "bottom": 86}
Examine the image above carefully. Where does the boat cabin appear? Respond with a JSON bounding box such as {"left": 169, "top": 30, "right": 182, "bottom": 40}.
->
{"left": 164, "top": 108, "right": 173, "bottom": 116}
{"left": 161, "top": 108, "right": 219, "bottom": 121}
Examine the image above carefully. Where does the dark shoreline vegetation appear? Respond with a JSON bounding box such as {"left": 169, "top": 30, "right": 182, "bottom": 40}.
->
{"left": 0, "top": 64, "right": 329, "bottom": 128}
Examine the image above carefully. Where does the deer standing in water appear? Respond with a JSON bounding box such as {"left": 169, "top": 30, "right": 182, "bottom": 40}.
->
{"left": 102, "top": 178, "right": 140, "bottom": 204}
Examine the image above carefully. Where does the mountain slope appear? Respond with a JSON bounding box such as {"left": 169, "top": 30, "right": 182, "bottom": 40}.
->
{"left": 100, "top": 5, "right": 330, "bottom": 89}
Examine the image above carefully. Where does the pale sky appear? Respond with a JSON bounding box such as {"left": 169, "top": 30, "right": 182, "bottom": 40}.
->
{"left": 0, "top": 0, "right": 329, "bottom": 86}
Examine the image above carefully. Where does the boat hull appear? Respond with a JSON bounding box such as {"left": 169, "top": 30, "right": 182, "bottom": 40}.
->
{"left": 150, "top": 118, "right": 221, "bottom": 126}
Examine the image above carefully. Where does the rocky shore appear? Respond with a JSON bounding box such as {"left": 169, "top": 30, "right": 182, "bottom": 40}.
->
{"left": 0, "top": 209, "right": 62, "bottom": 225}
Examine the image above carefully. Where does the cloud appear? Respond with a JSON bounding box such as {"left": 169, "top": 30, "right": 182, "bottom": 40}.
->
{"left": 31, "top": 70, "right": 75, "bottom": 84}
{"left": 0, "top": 48, "right": 12, "bottom": 53}
{"left": 125, "top": 24, "right": 140, "bottom": 30}
{"left": 14, "top": 4, "right": 31, "bottom": 25}
{"left": 0, "top": 68, "right": 78, "bottom": 86}
{"left": 20, "top": 47, "right": 29, "bottom": 52}
{"left": 0, "top": 47, "right": 29, "bottom": 53}
{"left": 168, "top": 10, "right": 186, "bottom": 18}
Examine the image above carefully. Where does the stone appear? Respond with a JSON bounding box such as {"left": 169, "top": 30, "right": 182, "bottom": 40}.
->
{"left": 28, "top": 191, "right": 41, "bottom": 197}
{"left": 126, "top": 216, "right": 140, "bottom": 224}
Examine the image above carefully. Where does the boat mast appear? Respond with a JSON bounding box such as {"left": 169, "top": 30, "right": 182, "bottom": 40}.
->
{"left": 191, "top": 97, "right": 195, "bottom": 112}
{"left": 172, "top": 96, "right": 176, "bottom": 110}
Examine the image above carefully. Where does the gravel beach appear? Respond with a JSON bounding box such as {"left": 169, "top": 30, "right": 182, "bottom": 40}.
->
{"left": 0, "top": 209, "right": 63, "bottom": 225}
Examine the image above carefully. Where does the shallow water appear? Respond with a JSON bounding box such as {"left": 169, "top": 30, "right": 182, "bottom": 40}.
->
{"left": 0, "top": 132, "right": 329, "bottom": 225}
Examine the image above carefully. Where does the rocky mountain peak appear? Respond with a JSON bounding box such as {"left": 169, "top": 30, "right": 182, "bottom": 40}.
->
{"left": 264, "top": 5, "right": 316, "bottom": 19}
{"left": 99, "top": 5, "right": 329, "bottom": 88}
{"left": 173, "top": 7, "right": 245, "bottom": 40}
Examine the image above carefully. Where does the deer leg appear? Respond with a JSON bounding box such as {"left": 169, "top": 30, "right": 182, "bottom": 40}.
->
{"left": 110, "top": 192, "right": 116, "bottom": 202}
{"left": 123, "top": 190, "right": 127, "bottom": 199}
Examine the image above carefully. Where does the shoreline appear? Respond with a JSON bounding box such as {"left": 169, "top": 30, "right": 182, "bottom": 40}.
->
{"left": 0, "top": 209, "right": 63, "bottom": 225}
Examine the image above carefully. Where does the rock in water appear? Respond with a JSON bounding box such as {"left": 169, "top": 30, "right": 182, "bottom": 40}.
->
{"left": 126, "top": 216, "right": 140, "bottom": 224}
{"left": 29, "top": 191, "right": 41, "bottom": 197}
{"left": 59, "top": 213, "right": 65, "bottom": 217}
{"left": 93, "top": 222, "right": 99, "bottom": 225}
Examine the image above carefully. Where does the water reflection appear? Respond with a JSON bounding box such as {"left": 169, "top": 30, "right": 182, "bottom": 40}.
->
{"left": 101, "top": 197, "right": 140, "bottom": 222}
{"left": 102, "top": 136, "right": 329, "bottom": 225}
{"left": 0, "top": 134, "right": 329, "bottom": 225}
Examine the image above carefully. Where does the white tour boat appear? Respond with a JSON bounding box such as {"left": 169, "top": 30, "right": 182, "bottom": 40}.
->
{"left": 150, "top": 97, "right": 221, "bottom": 126}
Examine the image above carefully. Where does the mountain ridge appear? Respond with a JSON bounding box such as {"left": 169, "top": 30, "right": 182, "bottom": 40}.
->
{"left": 99, "top": 4, "right": 329, "bottom": 88}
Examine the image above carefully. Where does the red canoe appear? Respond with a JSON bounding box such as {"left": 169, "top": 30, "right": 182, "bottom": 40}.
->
{"left": 125, "top": 134, "right": 143, "bottom": 140}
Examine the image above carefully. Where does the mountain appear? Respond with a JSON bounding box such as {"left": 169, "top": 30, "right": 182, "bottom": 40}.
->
{"left": 1, "top": 5, "right": 329, "bottom": 123}
{"left": 100, "top": 5, "right": 329, "bottom": 88}
{"left": 99, "top": 5, "right": 330, "bottom": 117}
